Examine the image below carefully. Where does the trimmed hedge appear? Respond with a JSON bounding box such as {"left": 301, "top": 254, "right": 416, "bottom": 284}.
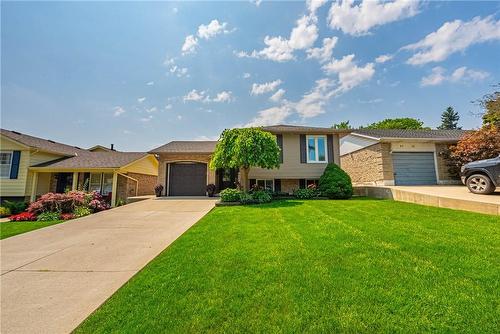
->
{"left": 318, "top": 163, "right": 353, "bottom": 199}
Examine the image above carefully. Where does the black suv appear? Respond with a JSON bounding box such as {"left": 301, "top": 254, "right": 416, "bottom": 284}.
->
{"left": 461, "top": 156, "right": 500, "bottom": 194}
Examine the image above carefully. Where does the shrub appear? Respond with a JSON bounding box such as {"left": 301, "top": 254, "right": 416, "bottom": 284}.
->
{"left": 10, "top": 212, "right": 36, "bottom": 221}
{"left": 294, "top": 184, "right": 319, "bottom": 199}
{"left": 251, "top": 190, "right": 272, "bottom": 203}
{"left": 318, "top": 163, "right": 353, "bottom": 199}
{"left": 239, "top": 192, "right": 256, "bottom": 204}
{"left": 0, "top": 206, "right": 11, "bottom": 217}
{"left": 28, "top": 191, "right": 109, "bottom": 215}
{"left": 37, "top": 211, "right": 61, "bottom": 222}
{"left": 220, "top": 188, "right": 241, "bottom": 202}
{"left": 3, "top": 200, "right": 27, "bottom": 214}
{"left": 74, "top": 206, "right": 92, "bottom": 218}
{"left": 60, "top": 213, "right": 75, "bottom": 220}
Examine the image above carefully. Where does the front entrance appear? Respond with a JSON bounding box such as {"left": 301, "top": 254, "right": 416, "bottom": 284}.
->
{"left": 55, "top": 173, "right": 73, "bottom": 193}
{"left": 216, "top": 168, "right": 238, "bottom": 192}
{"left": 168, "top": 162, "right": 207, "bottom": 196}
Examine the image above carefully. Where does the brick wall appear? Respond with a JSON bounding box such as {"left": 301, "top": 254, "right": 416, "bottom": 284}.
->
{"left": 341, "top": 143, "right": 392, "bottom": 185}
{"left": 127, "top": 172, "right": 156, "bottom": 195}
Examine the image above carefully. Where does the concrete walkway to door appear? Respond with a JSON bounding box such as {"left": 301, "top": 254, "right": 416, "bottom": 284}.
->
{"left": 1, "top": 197, "right": 217, "bottom": 334}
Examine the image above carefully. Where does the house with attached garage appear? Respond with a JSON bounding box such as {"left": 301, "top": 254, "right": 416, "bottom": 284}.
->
{"left": 340, "top": 129, "right": 469, "bottom": 186}
{"left": 0, "top": 129, "right": 158, "bottom": 206}
{"left": 149, "top": 125, "right": 349, "bottom": 196}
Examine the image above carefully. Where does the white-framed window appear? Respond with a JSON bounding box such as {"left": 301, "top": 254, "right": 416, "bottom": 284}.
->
{"left": 306, "top": 135, "right": 327, "bottom": 163}
{"left": 101, "top": 173, "right": 113, "bottom": 195}
{"left": 89, "top": 173, "right": 102, "bottom": 192}
{"left": 0, "top": 151, "right": 13, "bottom": 178}
{"left": 256, "top": 179, "right": 274, "bottom": 191}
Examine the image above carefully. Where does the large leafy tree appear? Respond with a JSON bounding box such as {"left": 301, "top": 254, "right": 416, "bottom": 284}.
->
{"left": 364, "top": 117, "right": 426, "bottom": 129}
{"left": 438, "top": 106, "right": 461, "bottom": 129}
{"left": 210, "top": 128, "right": 280, "bottom": 190}
{"left": 475, "top": 85, "right": 500, "bottom": 126}
{"left": 332, "top": 121, "right": 352, "bottom": 129}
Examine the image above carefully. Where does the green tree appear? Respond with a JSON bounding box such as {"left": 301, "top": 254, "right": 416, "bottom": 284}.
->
{"left": 364, "top": 117, "right": 426, "bottom": 129}
{"left": 332, "top": 121, "right": 352, "bottom": 129}
{"left": 209, "top": 128, "right": 280, "bottom": 191}
{"left": 438, "top": 106, "right": 461, "bottom": 129}
{"left": 475, "top": 85, "right": 500, "bottom": 126}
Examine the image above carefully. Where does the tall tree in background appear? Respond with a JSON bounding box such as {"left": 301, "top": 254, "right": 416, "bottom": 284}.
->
{"left": 475, "top": 84, "right": 500, "bottom": 126}
{"left": 332, "top": 121, "right": 352, "bottom": 129}
{"left": 210, "top": 128, "right": 280, "bottom": 191}
{"left": 364, "top": 118, "right": 426, "bottom": 130}
{"left": 438, "top": 106, "right": 461, "bottom": 129}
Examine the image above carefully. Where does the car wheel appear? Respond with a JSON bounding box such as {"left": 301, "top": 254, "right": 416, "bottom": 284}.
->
{"left": 466, "top": 174, "right": 495, "bottom": 194}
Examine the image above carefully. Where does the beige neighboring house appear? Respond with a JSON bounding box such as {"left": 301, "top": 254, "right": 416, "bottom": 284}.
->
{"left": 0, "top": 129, "right": 158, "bottom": 206}
{"left": 340, "top": 129, "right": 468, "bottom": 186}
{"left": 149, "top": 125, "right": 347, "bottom": 196}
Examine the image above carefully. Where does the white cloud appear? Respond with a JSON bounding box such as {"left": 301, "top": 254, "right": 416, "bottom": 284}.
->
{"left": 177, "top": 115, "right": 182, "bottom": 120}
{"left": 307, "top": 0, "right": 329, "bottom": 15}
{"left": 237, "top": 36, "right": 295, "bottom": 62}
{"left": 197, "top": 19, "right": 230, "bottom": 39}
{"left": 169, "top": 65, "right": 189, "bottom": 77}
{"left": 289, "top": 15, "right": 319, "bottom": 50}
{"left": 163, "top": 57, "right": 175, "bottom": 66}
{"left": 137, "top": 97, "right": 146, "bottom": 103}
{"left": 140, "top": 115, "right": 153, "bottom": 122}
{"left": 113, "top": 106, "right": 125, "bottom": 117}
{"left": 251, "top": 79, "right": 283, "bottom": 95}
{"left": 146, "top": 81, "right": 154, "bottom": 86}
{"left": 172, "top": 7, "right": 178, "bottom": 14}
{"left": 183, "top": 89, "right": 206, "bottom": 102}
{"left": 165, "top": 104, "right": 172, "bottom": 110}
{"left": 182, "top": 35, "right": 198, "bottom": 55}
{"left": 213, "top": 91, "right": 234, "bottom": 103}
{"left": 294, "top": 78, "right": 335, "bottom": 118}
{"left": 250, "top": 0, "right": 263, "bottom": 6}
{"left": 375, "top": 54, "right": 393, "bottom": 63}
{"left": 307, "top": 37, "right": 338, "bottom": 63}
{"left": 403, "top": 16, "right": 500, "bottom": 65}
{"left": 358, "top": 98, "right": 383, "bottom": 104}
{"left": 421, "top": 66, "right": 490, "bottom": 86}
{"left": 195, "top": 135, "right": 219, "bottom": 140}
{"left": 270, "top": 88, "right": 286, "bottom": 102}
{"left": 322, "top": 54, "right": 375, "bottom": 93}
{"left": 243, "top": 72, "right": 251, "bottom": 79}
{"left": 328, "top": 0, "right": 420, "bottom": 36}
{"left": 146, "top": 107, "right": 158, "bottom": 113}
{"left": 244, "top": 105, "right": 292, "bottom": 127}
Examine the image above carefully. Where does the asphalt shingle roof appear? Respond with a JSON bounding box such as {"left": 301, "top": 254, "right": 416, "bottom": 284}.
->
{"left": 33, "top": 152, "right": 148, "bottom": 169}
{"left": 261, "top": 124, "right": 350, "bottom": 134}
{"left": 149, "top": 141, "right": 218, "bottom": 154}
{"left": 1, "top": 129, "right": 87, "bottom": 156}
{"left": 352, "top": 129, "right": 469, "bottom": 141}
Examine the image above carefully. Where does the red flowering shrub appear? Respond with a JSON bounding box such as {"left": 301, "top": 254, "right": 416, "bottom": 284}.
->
{"left": 60, "top": 213, "right": 75, "bottom": 220}
{"left": 10, "top": 212, "right": 37, "bottom": 221}
{"left": 28, "top": 191, "right": 109, "bottom": 215}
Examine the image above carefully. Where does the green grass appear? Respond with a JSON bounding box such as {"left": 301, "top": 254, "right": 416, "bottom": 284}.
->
{"left": 0, "top": 220, "right": 64, "bottom": 239}
{"left": 76, "top": 199, "right": 500, "bottom": 333}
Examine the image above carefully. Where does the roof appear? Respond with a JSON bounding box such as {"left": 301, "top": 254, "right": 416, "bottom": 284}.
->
{"left": 149, "top": 141, "right": 218, "bottom": 154}
{"left": 32, "top": 152, "right": 149, "bottom": 169}
{"left": 261, "top": 124, "right": 350, "bottom": 134}
{"left": 1, "top": 129, "right": 87, "bottom": 156}
{"left": 351, "top": 129, "right": 469, "bottom": 141}
{"left": 88, "top": 145, "right": 114, "bottom": 152}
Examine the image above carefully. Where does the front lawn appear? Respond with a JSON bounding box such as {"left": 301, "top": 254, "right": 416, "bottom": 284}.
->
{"left": 76, "top": 199, "right": 499, "bottom": 333}
{"left": 0, "top": 220, "right": 64, "bottom": 240}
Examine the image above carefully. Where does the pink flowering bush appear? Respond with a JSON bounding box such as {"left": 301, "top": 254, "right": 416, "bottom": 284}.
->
{"left": 28, "top": 191, "right": 109, "bottom": 215}
{"left": 60, "top": 213, "right": 75, "bottom": 220}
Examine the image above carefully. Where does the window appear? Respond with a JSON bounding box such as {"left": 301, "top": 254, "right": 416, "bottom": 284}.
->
{"left": 306, "top": 179, "right": 318, "bottom": 187}
{"left": 89, "top": 173, "right": 102, "bottom": 192}
{"left": 0, "top": 152, "right": 13, "bottom": 178}
{"left": 306, "top": 135, "right": 327, "bottom": 163}
{"left": 256, "top": 179, "right": 274, "bottom": 191}
{"left": 101, "top": 173, "right": 113, "bottom": 195}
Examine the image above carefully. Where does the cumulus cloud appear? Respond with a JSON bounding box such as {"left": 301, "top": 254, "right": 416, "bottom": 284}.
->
{"left": 243, "top": 72, "right": 251, "bottom": 79}
{"left": 421, "top": 66, "right": 490, "bottom": 86}
{"left": 163, "top": 57, "right": 175, "bottom": 66}
{"left": 146, "top": 107, "right": 158, "bottom": 113}
{"left": 113, "top": 106, "right": 125, "bottom": 117}
{"left": 289, "top": 15, "right": 319, "bottom": 50}
{"left": 169, "top": 65, "right": 189, "bottom": 77}
{"left": 140, "top": 115, "right": 153, "bottom": 122}
{"left": 375, "top": 54, "right": 393, "bottom": 63}
{"left": 137, "top": 97, "right": 146, "bottom": 103}
{"left": 183, "top": 89, "right": 206, "bottom": 102}
{"left": 328, "top": 0, "right": 420, "bottom": 36}
{"left": 322, "top": 54, "right": 375, "bottom": 93}
{"left": 306, "top": 37, "right": 338, "bottom": 63}
{"left": 270, "top": 88, "right": 286, "bottom": 102}
{"left": 307, "top": 0, "right": 329, "bottom": 15}
{"left": 197, "top": 19, "right": 231, "bottom": 39}
{"left": 181, "top": 35, "right": 198, "bottom": 55}
{"left": 244, "top": 105, "right": 292, "bottom": 126}
{"left": 403, "top": 15, "right": 500, "bottom": 65}
{"left": 165, "top": 104, "right": 173, "bottom": 110}
{"left": 251, "top": 79, "right": 283, "bottom": 95}
{"left": 213, "top": 91, "right": 234, "bottom": 103}
{"left": 250, "top": 0, "right": 263, "bottom": 6}
{"left": 294, "top": 78, "right": 335, "bottom": 118}
{"left": 146, "top": 81, "right": 154, "bottom": 86}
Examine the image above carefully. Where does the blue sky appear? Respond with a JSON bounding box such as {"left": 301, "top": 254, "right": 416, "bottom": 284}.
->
{"left": 2, "top": 1, "right": 500, "bottom": 151}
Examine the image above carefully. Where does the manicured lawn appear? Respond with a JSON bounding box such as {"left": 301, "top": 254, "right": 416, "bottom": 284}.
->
{"left": 76, "top": 199, "right": 499, "bottom": 333}
{"left": 0, "top": 220, "right": 64, "bottom": 239}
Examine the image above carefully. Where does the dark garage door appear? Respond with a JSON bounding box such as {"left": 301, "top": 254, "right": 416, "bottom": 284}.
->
{"left": 392, "top": 152, "right": 437, "bottom": 185}
{"left": 169, "top": 162, "right": 207, "bottom": 196}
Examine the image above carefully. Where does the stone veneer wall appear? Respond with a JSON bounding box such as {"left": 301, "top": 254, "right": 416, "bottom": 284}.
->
{"left": 341, "top": 143, "right": 393, "bottom": 185}
{"left": 127, "top": 172, "right": 156, "bottom": 195}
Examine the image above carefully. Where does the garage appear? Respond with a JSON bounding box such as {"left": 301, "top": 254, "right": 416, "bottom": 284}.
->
{"left": 168, "top": 162, "right": 207, "bottom": 196}
{"left": 392, "top": 152, "right": 437, "bottom": 185}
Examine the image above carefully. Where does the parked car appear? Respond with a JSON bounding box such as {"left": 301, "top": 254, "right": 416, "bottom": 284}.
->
{"left": 461, "top": 156, "right": 500, "bottom": 194}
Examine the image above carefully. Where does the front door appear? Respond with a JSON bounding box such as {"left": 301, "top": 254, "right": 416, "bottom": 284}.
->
{"left": 217, "top": 168, "right": 238, "bottom": 192}
{"left": 55, "top": 173, "right": 73, "bottom": 193}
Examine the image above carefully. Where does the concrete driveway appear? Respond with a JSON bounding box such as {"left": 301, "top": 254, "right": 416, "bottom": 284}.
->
{"left": 0, "top": 197, "right": 216, "bottom": 334}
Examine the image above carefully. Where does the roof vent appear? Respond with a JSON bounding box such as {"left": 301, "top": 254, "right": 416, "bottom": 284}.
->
{"left": 48, "top": 140, "right": 56, "bottom": 143}
{"left": 73, "top": 146, "right": 81, "bottom": 149}
{"left": 12, "top": 131, "right": 22, "bottom": 135}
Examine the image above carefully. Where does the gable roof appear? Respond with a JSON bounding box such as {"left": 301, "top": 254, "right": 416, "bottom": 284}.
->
{"left": 32, "top": 152, "right": 149, "bottom": 169}
{"left": 1, "top": 129, "right": 87, "bottom": 156}
{"left": 261, "top": 124, "right": 350, "bottom": 134}
{"left": 351, "top": 129, "right": 469, "bottom": 141}
{"left": 149, "top": 141, "right": 218, "bottom": 154}
{"left": 88, "top": 145, "right": 114, "bottom": 152}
